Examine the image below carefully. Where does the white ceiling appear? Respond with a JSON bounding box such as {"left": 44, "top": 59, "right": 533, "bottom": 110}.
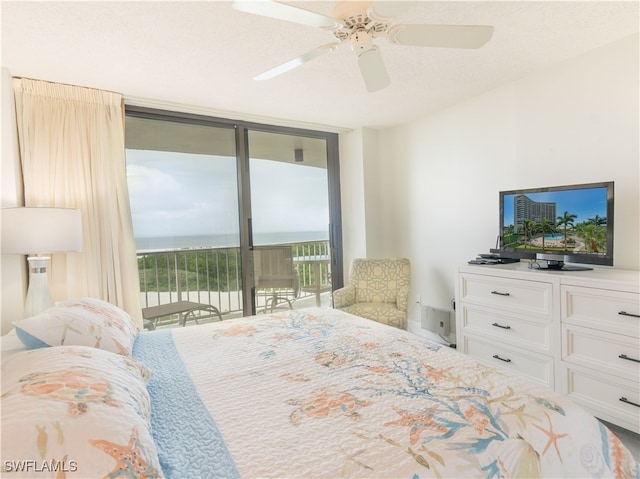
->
{"left": 2, "top": 1, "right": 638, "bottom": 131}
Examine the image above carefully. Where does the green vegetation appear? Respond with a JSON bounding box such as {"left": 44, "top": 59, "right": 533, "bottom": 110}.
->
{"left": 138, "top": 248, "right": 242, "bottom": 293}
{"left": 503, "top": 212, "right": 607, "bottom": 254}
{"left": 556, "top": 211, "right": 577, "bottom": 249}
{"left": 137, "top": 241, "right": 330, "bottom": 293}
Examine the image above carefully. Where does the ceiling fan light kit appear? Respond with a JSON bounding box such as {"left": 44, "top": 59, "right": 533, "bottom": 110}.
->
{"left": 350, "top": 30, "right": 373, "bottom": 52}
{"left": 233, "top": 0, "right": 494, "bottom": 92}
{"left": 357, "top": 47, "right": 390, "bottom": 92}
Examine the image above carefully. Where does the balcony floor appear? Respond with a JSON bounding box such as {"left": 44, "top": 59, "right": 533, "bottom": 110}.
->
{"left": 151, "top": 290, "right": 332, "bottom": 330}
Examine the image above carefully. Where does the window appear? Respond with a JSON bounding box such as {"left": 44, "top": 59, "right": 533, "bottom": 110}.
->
{"left": 125, "top": 107, "right": 342, "bottom": 324}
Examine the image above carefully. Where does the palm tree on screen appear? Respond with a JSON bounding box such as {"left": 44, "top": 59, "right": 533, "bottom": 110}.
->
{"left": 522, "top": 219, "right": 537, "bottom": 248}
{"left": 576, "top": 222, "right": 606, "bottom": 253}
{"left": 539, "top": 218, "right": 557, "bottom": 250}
{"left": 586, "top": 215, "right": 607, "bottom": 226}
{"left": 556, "top": 211, "right": 577, "bottom": 251}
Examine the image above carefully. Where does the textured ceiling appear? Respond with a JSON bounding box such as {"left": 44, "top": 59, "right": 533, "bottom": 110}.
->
{"left": 2, "top": 1, "right": 638, "bottom": 131}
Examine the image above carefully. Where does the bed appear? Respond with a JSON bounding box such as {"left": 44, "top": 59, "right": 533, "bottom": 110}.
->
{"left": 1, "top": 299, "right": 638, "bottom": 478}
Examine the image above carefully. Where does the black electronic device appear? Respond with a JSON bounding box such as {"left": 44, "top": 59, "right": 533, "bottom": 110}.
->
{"left": 496, "top": 257, "right": 519, "bottom": 264}
{"left": 498, "top": 181, "right": 614, "bottom": 270}
{"left": 469, "top": 259, "right": 496, "bottom": 265}
{"left": 469, "top": 256, "right": 519, "bottom": 265}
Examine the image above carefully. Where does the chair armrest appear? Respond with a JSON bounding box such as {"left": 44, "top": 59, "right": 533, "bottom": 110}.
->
{"left": 397, "top": 285, "right": 410, "bottom": 312}
{"left": 332, "top": 284, "right": 356, "bottom": 309}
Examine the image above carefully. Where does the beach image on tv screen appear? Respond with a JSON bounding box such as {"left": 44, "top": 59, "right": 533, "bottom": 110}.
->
{"left": 502, "top": 186, "right": 608, "bottom": 255}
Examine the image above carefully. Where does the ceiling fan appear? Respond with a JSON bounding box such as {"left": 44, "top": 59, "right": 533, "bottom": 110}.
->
{"left": 232, "top": 0, "right": 494, "bottom": 92}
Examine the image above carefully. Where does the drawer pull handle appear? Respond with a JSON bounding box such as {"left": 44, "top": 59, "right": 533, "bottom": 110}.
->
{"left": 492, "top": 354, "right": 511, "bottom": 363}
{"left": 619, "top": 397, "right": 640, "bottom": 408}
{"left": 492, "top": 322, "right": 511, "bottom": 330}
{"left": 618, "top": 311, "right": 640, "bottom": 318}
{"left": 619, "top": 354, "right": 640, "bottom": 363}
{"left": 491, "top": 290, "right": 510, "bottom": 296}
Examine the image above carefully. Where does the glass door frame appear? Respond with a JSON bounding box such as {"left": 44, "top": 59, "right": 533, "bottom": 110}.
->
{"left": 125, "top": 106, "right": 343, "bottom": 317}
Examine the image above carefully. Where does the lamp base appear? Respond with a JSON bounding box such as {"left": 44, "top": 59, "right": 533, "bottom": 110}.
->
{"left": 24, "top": 256, "right": 53, "bottom": 318}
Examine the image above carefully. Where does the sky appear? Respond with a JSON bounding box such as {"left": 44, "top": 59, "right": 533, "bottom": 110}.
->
{"left": 502, "top": 185, "right": 609, "bottom": 227}
{"left": 126, "top": 149, "right": 329, "bottom": 239}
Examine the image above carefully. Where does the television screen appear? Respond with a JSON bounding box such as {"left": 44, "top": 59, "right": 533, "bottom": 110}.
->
{"left": 499, "top": 181, "right": 614, "bottom": 269}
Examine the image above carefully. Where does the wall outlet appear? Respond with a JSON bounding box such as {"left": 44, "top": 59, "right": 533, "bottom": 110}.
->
{"left": 421, "top": 306, "right": 450, "bottom": 336}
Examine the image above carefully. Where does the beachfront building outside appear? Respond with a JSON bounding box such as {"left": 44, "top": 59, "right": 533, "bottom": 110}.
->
{"left": 513, "top": 194, "right": 557, "bottom": 233}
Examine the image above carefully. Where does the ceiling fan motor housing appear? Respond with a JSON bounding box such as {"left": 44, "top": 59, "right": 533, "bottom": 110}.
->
{"left": 334, "top": 13, "right": 389, "bottom": 53}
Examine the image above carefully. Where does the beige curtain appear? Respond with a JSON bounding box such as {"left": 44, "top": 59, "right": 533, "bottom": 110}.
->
{"left": 13, "top": 78, "right": 142, "bottom": 325}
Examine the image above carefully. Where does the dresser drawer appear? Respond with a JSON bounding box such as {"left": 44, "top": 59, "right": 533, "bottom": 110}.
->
{"left": 464, "top": 336, "right": 554, "bottom": 389}
{"left": 562, "top": 285, "right": 640, "bottom": 337}
{"left": 563, "top": 324, "right": 640, "bottom": 382}
{"left": 459, "top": 274, "right": 553, "bottom": 319}
{"left": 460, "top": 307, "right": 552, "bottom": 353}
{"left": 564, "top": 365, "right": 640, "bottom": 434}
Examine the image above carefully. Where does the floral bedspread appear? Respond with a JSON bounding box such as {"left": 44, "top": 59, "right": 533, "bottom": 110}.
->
{"left": 161, "top": 307, "right": 637, "bottom": 478}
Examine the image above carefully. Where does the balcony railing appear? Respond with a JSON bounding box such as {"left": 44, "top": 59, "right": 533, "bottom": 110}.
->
{"left": 136, "top": 240, "right": 331, "bottom": 325}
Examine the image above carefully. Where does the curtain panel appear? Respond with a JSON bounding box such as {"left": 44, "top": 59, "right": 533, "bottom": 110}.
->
{"left": 13, "top": 78, "right": 142, "bottom": 325}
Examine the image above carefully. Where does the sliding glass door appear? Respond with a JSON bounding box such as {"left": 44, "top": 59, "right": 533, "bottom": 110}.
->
{"left": 247, "top": 130, "right": 333, "bottom": 314}
{"left": 125, "top": 107, "right": 342, "bottom": 324}
{"left": 126, "top": 115, "right": 243, "bottom": 318}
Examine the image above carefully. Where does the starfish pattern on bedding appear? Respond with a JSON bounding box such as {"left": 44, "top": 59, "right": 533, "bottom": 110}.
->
{"left": 89, "top": 427, "right": 159, "bottom": 478}
{"left": 532, "top": 411, "right": 569, "bottom": 464}
{"left": 384, "top": 405, "right": 448, "bottom": 445}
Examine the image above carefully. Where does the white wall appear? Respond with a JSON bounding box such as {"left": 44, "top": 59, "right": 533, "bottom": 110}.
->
{"left": 344, "top": 34, "right": 639, "bottom": 338}
{"left": 1, "top": 68, "right": 26, "bottom": 333}
{"left": 339, "top": 127, "right": 394, "bottom": 273}
{"left": 338, "top": 129, "right": 367, "bottom": 273}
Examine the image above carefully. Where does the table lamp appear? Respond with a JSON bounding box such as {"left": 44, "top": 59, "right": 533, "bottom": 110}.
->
{"left": 1, "top": 207, "right": 83, "bottom": 317}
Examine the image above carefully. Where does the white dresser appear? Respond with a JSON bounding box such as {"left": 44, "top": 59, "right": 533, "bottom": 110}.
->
{"left": 455, "top": 262, "right": 640, "bottom": 433}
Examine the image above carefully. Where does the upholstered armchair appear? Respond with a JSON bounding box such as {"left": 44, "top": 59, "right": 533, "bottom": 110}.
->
{"left": 333, "top": 258, "right": 411, "bottom": 329}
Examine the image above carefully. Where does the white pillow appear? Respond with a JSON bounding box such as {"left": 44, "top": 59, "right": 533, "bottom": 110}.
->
{"left": 1, "top": 345, "right": 162, "bottom": 478}
{"left": 13, "top": 297, "right": 139, "bottom": 356}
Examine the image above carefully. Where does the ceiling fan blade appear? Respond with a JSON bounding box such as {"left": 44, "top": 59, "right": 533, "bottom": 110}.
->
{"left": 368, "top": 1, "right": 408, "bottom": 21}
{"left": 357, "top": 47, "right": 390, "bottom": 92}
{"left": 388, "top": 24, "right": 494, "bottom": 49}
{"left": 232, "top": 0, "right": 338, "bottom": 29}
{"left": 254, "top": 43, "right": 342, "bottom": 81}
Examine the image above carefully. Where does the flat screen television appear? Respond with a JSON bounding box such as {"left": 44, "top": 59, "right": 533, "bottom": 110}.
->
{"left": 498, "top": 181, "right": 614, "bottom": 270}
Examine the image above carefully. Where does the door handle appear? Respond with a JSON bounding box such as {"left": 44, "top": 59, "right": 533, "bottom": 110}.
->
{"left": 619, "top": 397, "right": 640, "bottom": 408}
{"left": 619, "top": 354, "right": 640, "bottom": 363}
{"left": 492, "top": 354, "right": 511, "bottom": 363}
{"left": 492, "top": 322, "right": 511, "bottom": 330}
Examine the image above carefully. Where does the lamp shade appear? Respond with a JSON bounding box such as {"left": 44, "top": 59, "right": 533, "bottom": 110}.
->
{"left": 1, "top": 207, "right": 83, "bottom": 255}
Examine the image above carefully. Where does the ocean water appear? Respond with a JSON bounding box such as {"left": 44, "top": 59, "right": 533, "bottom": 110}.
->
{"left": 135, "top": 231, "right": 329, "bottom": 252}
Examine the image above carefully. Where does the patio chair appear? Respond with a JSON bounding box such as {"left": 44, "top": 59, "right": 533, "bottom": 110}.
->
{"left": 142, "top": 300, "right": 223, "bottom": 329}
{"left": 254, "top": 245, "right": 300, "bottom": 312}
{"left": 332, "top": 258, "right": 411, "bottom": 329}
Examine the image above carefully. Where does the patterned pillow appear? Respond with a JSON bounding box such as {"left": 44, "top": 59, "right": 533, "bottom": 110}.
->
{"left": 1, "top": 345, "right": 162, "bottom": 478}
{"left": 13, "top": 297, "right": 139, "bottom": 356}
